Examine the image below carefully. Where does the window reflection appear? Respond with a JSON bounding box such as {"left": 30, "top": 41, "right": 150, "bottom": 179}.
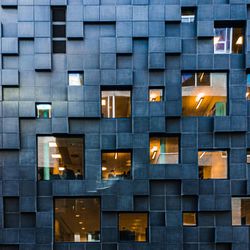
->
{"left": 150, "top": 136, "right": 179, "bottom": 164}
{"left": 102, "top": 151, "right": 131, "bottom": 180}
{"left": 198, "top": 151, "right": 227, "bottom": 179}
{"left": 182, "top": 72, "right": 227, "bottom": 116}
{"left": 36, "top": 104, "right": 52, "bottom": 118}
{"left": 232, "top": 198, "right": 250, "bottom": 226}
{"left": 37, "top": 136, "right": 83, "bottom": 181}
{"left": 54, "top": 198, "right": 100, "bottom": 242}
{"left": 101, "top": 90, "right": 131, "bottom": 118}
{"left": 214, "top": 27, "right": 243, "bottom": 54}
{"left": 68, "top": 72, "right": 83, "bottom": 86}
{"left": 183, "top": 212, "right": 197, "bottom": 226}
{"left": 149, "top": 88, "right": 163, "bottom": 102}
{"left": 119, "top": 213, "right": 148, "bottom": 242}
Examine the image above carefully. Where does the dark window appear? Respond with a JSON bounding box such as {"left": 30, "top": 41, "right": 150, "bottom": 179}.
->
{"left": 37, "top": 136, "right": 84, "bottom": 181}
{"left": 54, "top": 198, "right": 100, "bottom": 242}
{"left": 52, "top": 7, "right": 66, "bottom": 22}
{"left": 4, "top": 197, "right": 19, "bottom": 228}
{"left": 53, "top": 41, "right": 66, "bottom": 53}
{"left": 119, "top": 213, "right": 148, "bottom": 242}
{"left": 0, "top": 246, "right": 19, "bottom": 250}
{"left": 20, "top": 213, "right": 36, "bottom": 228}
{"left": 53, "top": 25, "right": 66, "bottom": 38}
{"left": 102, "top": 151, "right": 131, "bottom": 180}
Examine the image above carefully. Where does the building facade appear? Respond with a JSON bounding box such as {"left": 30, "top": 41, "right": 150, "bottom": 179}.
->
{"left": 0, "top": 0, "right": 249, "bottom": 249}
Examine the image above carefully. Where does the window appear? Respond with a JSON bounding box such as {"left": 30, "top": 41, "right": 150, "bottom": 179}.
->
{"left": 247, "top": 74, "right": 250, "bottom": 100}
{"left": 54, "top": 198, "right": 100, "bottom": 242}
{"left": 150, "top": 136, "right": 179, "bottom": 164}
{"left": 198, "top": 151, "right": 228, "bottom": 179}
{"left": 37, "top": 136, "right": 84, "bottom": 181}
{"left": 36, "top": 104, "right": 52, "bottom": 118}
{"left": 183, "top": 212, "right": 197, "bottom": 226}
{"left": 101, "top": 90, "right": 131, "bottom": 118}
{"left": 232, "top": 198, "right": 250, "bottom": 225}
{"left": 247, "top": 149, "right": 250, "bottom": 164}
{"left": 119, "top": 213, "right": 148, "bottom": 242}
{"left": 4, "top": 197, "right": 19, "bottom": 228}
{"left": 102, "top": 151, "right": 131, "bottom": 180}
{"left": 68, "top": 72, "right": 83, "bottom": 86}
{"left": 181, "top": 8, "right": 195, "bottom": 23}
{"left": 149, "top": 88, "right": 163, "bottom": 102}
{"left": 182, "top": 72, "right": 227, "bottom": 116}
{"left": 52, "top": 7, "right": 66, "bottom": 53}
{"left": 214, "top": 27, "right": 243, "bottom": 54}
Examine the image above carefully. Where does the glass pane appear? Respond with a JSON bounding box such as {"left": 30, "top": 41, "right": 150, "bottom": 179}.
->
{"left": 37, "top": 136, "right": 83, "bottom": 180}
{"left": 36, "top": 104, "right": 51, "bottom": 118}
{"left": 68, "top": 73, "right": 83, "bottom": 86}
{"left": 52, "top": 7, "right": 66, "bottom": 22}
{"left": 53, "top": 25, "right": 66, "bottom": 38}
{"left": 198, "top": 151, "right": 227, "bottom": 179}
{"left": 149, "top": 89, "right": 163, "bottom": 102}
{"left": 119, "top": 213, "right": 148, "bottom": 242}
{"left": 53, "top": 41, "right": 66, "bottom": 53}
{"left": 54, "top": 198, "right": 100, "bottom": 242}
{"left": 183, "top": 212, "right": 196, "bottom": 226}
{"left": 182, "top": 73, "right": 195, "bottom": 87}
{"left": 101, "top": 90, "right": 131, "bottom": 118}
{"left": 181, "top": 9, "right": 195, "bottom": 23}
{"left": 232, "top": 198, "right": 250, "bottom": 226}
{"left": 232, "top": 28, "right": 243, "bottom": 54}
{"left": 102, "top": 152, "right": 131, "bottom": 180}
{"left": 150, "top": 136, "right": 179, "bottom": 164}
{"left": 182, "top": 72, "right": 227, "bottom": 116}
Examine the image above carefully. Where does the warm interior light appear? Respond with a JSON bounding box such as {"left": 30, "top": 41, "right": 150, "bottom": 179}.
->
{"left": 52, "top": 154, "right": 62, "bottom": 159}
{"left": 199, "top": 72, "right": 204, "bottom": 81}
{"left": 151, "top": 146, "right": 158, "bottom": 152}
{"left": 101, "top": 99, "right": 106, "bottom": 106}
{"left": 199, "top": 152, "right": 206, "bottom": 159}
{"left": 49, "top": 142, "right": 57, "bottom": 147}
{"left": 152, "top": 151, "right": 157, "bottom": 160}
{"left": 114, "top": 152, "right": 118, "bottom": 159}
{"left": 102, "top": 167, "right": 107, "bottom": 171}
{"left": 79, "top": 221, "right": 83, "bottom": 224}
{"left": 58, "top": 167, "right": 65, "bottom": 171}
{"left": 75, "top": 214, "right": 80, "bottom": 218}
{"left": 246, "top": 92, "right": 249, "bottom": 98}
{"left": 196, "top": 97, "right": 204, "bottom": 110}
{"left": 214, "top": 36, "right": 220, "bottom": 44}
{"left": 196, "top": 93, "right": 204, "bottom": 102}
{"left": 81, "top": 227, "right": 85, "bottom": 230}
{"left": 236, "top": 36, "right": 243, "bottom": 45}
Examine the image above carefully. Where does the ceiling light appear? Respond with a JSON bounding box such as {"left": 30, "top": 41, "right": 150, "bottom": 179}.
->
{"left": 75, "top": 214, "right": 80, "bottom": 218}
{"left": 152, "top": 151, "right": 157, "bottom": 160}
{"left": 101, "top": 99, "right": 106, "bottom": 106}
{"left": 58, "top": 167, "right": 65, "bottom": 171}
{"left": 246, "top": 92, "right": 249, "bottom": 98}
{"left": 196, "top": 97, "right": 204, "bottom": 110}
{"left": 196, "top": 93, "right": 204, "bottom": 102}
{"left": 102, "top": 167, "right": 107, "bottom": 171}
{"left": 52, "top": 154, "right": 62, "bottom": 159}
{"left": 199, "top": 152, "right": 206, "bottom": 159}
{"left": 49, "top": 142, "right": 57, "bottom": 147}
{"left": 236, "top": 36, "right": 243, "bottom": 45}
{"left": 81, "top": 227, "right": 85, "bottom": 230}
{"left": 151, "top": 146, "right": 158, "bottom": 152}
{"left": 79, "top": 222, "right": 83, "bottom": 224}
{"left": 199, "top": 72, "right": 204, "bottom": 81}
{"left": 114, "top": 152, "right": 118, "bottom": 159}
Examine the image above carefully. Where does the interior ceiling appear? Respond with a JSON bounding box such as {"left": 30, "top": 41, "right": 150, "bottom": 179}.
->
{"left": 102, "top": 152, "right": 131, "bottom": 171}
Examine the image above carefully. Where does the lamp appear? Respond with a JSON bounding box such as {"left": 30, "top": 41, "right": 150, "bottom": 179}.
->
{"left": 52, "top": 154, "right": 62, "bottom": 159}
{"left": 236, "top": 36, "right": 243, "bottom": 45}
{"left": 196, "top": 97, "right": 204, "bottom": 110}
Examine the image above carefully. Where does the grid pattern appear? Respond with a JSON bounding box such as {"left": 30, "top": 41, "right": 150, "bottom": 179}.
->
{"left": 0, "top": 0, "right": 249, "bottom": 249}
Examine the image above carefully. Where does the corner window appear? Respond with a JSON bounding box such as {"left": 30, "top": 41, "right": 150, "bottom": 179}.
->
{"left": 181, "top": 8, "right": 195, "bottom": 23}
{"left": 102, "top": 151, "right": 131, "bottom": 180}
{"left": 119, "top": 213, "right": 148, "bottom": 242}
{"left": 36, "top": 103, "right": 52, "bottom": 118}
{"left": 247, "top": 74, "right": 250, "bottom": 100}
{"left": 54, "top": 198, "right": 100, "bottom": 242}
{"left": 214, "top": 27, "right": 243, "bottom": 54}
{"left": 68, "top": 72, "right": 83, "bottom": 86}
{"left": 149, "top": 88, "right": 163, "bottom": 102}
{"left": 52, "top": 7, "right": 66, "bottom": 53}
{"left": 183, "top": 212, "right": 197, "bottom": 226}
{"left": 150, "top": 136, "right": 179, "bottom": 164}
{"left": 232, "top": 198, "right": 250, "bottom": 225}
{"left": 37, "top": 136, "right": 84, "bottom": 181}
{"left": 198, "top": 151, "right": 228, "bottom": 179}
{"left": 101, "top": 90, "right": 131, "bottom": 118}
{"left": 182, "top": 72, "right": 227, "bottom": 116}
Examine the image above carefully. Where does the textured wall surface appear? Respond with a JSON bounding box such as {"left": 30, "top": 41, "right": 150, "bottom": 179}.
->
{"left": 0, "top": 0, "right": 249, "bottom": 249}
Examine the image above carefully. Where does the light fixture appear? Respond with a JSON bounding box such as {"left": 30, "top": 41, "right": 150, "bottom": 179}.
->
{"left": 196, "top": 93, "right": 204, "bottom": 102}
{"left": 75, "top": 214, "right": 80, "bottom": 218}
{"left": 214, "top": 36, "right": 220, "bottom": 44}
{"left": 199, "top": 152, "right": 206, "bottom": 159}
{"left": 49, "top": 142, "right": 57, "bottom": 147}
{"left": 152, "top": 151, "right": 157, "bottom": 160}
{"left": 236, "top": 36, "right": 243, "bottom": 45}
{"left": 151, "top": 146, "right": 158, "bottom": 152}
{"left": 199, "top": 72, "right": 204, "bottom": 82}
{"left": 196, "top": 97, "right": 204, "bottom": 110}
{"left": 102, "top": 167, "right": 107, "bottom": 171}
{"left": 81, "top": 227, "right": 85, "bottom": 230}
{"left": 246, "top": 92, "right": 249, "bottom": 98}
{"left": 114, "top": 152, "right": 118, "bottom": 159}
{"left": 58, "top": 167, "right": 65, "bottom": 171}
{"left": 79, "top": 221, "right": 83, "bottom": 224}
{"left": 101, "top": 99, "right": 106, "bottom": 106}
{"left": 52, "top": 154, "right": 62, "bottom": 159}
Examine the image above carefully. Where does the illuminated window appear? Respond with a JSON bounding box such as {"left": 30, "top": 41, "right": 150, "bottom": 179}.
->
{"left": 182, "top": 72, "right": 227, "bottom": 116}
{"left": 183, "top": 212, "right": 197, "bottom": 226}
{"left": 150, "top": 136, "right": 179, "bottom": 164}
{"left": 102, "top": 151, "right": 131, "bottom": 180}
{"left": 149, "top": 88, "right": 163, "bottom": 102}
{"left": 37, "top": 136, "right": 84, "bottom": 181}
{"left": 181, "top": 8, "right": 195, "bottom": 23}
{"left": 54, "top": 198, "right": 100, "bottom": 242}
{"left": 68, "top": 72, "right": 83, "bottom": 86}
{"left": 119, "top": 213, "right": 148, "bottom": 242}
{"left": 101, "top": 90, "right": 131, "bottom": 118}
{"left": 214, "top": 27, "right": 243, "bottom": 54}
{"left": 232, "top": 198, "right": 250, "bottom": 225}
{"left": 36, "top": 103, "right": 52, "bottom": 118}
{"left": 198, "top": 151, "right": 228, "bottom": 179}
{"left": 247, "top": 149, "right": 250, "bottom": 164}
{"left": 247, "top": 74, "right": 250, "bottom": 100}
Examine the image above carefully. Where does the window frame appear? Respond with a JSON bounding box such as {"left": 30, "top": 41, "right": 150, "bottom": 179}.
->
{"left": 118, "top": 212, "right": 149, "bottom": 243}
{"left": 36, "top": 134, "right": 85, "bottom": 181}
{"left": 53, "top": 197, "right": 101, "bottom": 243}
